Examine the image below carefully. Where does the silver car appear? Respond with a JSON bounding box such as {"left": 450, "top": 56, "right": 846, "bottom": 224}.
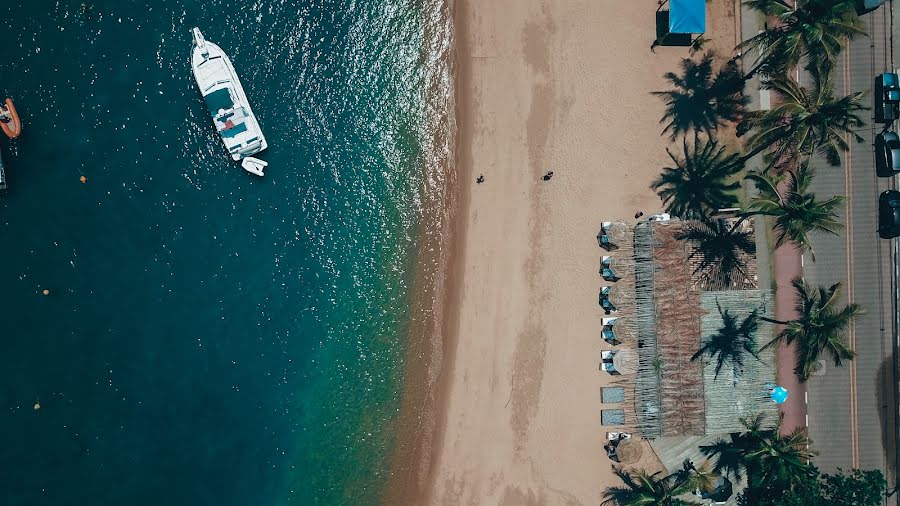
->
{"left": 875, "top": 131, "right": 900, "bottom": 177}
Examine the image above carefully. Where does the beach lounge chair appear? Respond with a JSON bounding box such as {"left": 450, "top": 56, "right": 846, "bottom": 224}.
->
{"left": 600, "top": 351, "right": 617, "bottom": 374}
{"left": 600, "top": 256, "right": 621, "bottom": 282}
{"left": 601, "top": 317, "right": 620, "bottom": 345}
{"left": 597, "top": 222, "right": 620, "bottom": 251}
{"left": 601, "top": 409, "right": 625, "bottom": 426}
{"left": 601, "top": 386, "right": 625, "bottom": 404}
{"left": 599, "top": 287, "right": 617, "bottom": 314}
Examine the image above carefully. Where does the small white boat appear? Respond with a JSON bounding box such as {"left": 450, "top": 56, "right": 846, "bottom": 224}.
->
{"left": 191, "top": 27, "right": 268, "bottom": 176}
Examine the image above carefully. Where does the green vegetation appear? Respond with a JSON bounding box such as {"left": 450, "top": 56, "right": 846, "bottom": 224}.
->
{"left": 604, "top": 413, "right": 887, "bottom": 504}
{"left": 702, "top": 414, "right": 816, "bottom": 493}
{"left": 743, "top": 165, "right": 844, "bottom": 258}
{"left": 754, "top": 467, "right": 888, "bottom": 505}
{"left": 738, "top": 69, "right": 867, "bottom": 171}
{"left": 760, "top": 277, "right": 861, "bottom": 381}
{"left": 601, "top": 466, "right": 701, "bottom": 506}
{"left": 740, "top": 0, "right": 864, "bottom": 78}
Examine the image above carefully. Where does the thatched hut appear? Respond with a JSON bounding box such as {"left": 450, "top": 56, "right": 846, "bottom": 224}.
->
{"left": 620, "top": 220, "right": 774, "bottom": 438}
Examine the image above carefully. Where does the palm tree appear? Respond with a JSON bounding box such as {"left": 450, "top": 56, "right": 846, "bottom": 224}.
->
{"left": 690, "top": 301, "right": 760, "bottom": 380}
{"left": 740, "top": 0, "right": 864, "bottom": 79}
{"left": 738, "top": 69, "right": 866, "bottom": 170}
{"left": 652, "top": 52, "right": 749, "bottom": 140}
{"left": 602, "top": 467, "right": 702, "bottom": 506}
{"left": 682, "top": 460, "right": 718, "bottom": 495}
{"left": 744, "top": 427, "right": 817, "bottom": 491}
{"left": 700, "top": 435, "right": 749, "bottom": 482}
{"left": 701, "top": 414, "right": 816, "bottom": 492}
{"left": 651, "top": 136, "right": 744, "bottom": 220}
{"left": 760, "top": 277, "right": 862, "bottom": 381}
{"left": 743, "top": 165, "right": 844, "bottom": 259}
{"left": 676, "top": 220, "right": 756, "bottom": 288}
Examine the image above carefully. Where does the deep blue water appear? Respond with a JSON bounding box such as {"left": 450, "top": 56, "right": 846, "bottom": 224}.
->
{"left": 0, "top": 1, "right": 452, "bottom": 504}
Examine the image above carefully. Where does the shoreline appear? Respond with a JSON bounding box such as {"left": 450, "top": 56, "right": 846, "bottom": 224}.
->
{"left": 380, "top": 0, "right": 463, "bottom": 502}
{"left": 415, "top": 0, "right": 472, "bottom": 502}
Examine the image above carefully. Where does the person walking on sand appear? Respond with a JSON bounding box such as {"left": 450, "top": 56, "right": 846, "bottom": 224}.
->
{"left": 634, "top": 211, "right": 644, "bottom": 219}
{"left": 541, "top": 171, "right": 554, "bottom": 181}
{"left": 476, "top": 174, "right": 485, "bottom": 184}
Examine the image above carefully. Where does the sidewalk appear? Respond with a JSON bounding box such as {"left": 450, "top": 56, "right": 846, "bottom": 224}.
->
{"left": 772, "top": 243, "right": 806, "bottom": 434}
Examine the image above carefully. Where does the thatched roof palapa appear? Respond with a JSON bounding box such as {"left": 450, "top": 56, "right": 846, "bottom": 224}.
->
{"left": 613, "top": 440, "right": 643, "bottom": 464}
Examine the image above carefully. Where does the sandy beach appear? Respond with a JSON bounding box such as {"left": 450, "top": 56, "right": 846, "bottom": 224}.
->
{"left": 415, "top": 1, "right": 739, "bottom": 504}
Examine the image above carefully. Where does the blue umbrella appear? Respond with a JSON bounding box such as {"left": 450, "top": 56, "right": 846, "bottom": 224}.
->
{"left": 770, "top": 386, "right": 789, "bottom": 404}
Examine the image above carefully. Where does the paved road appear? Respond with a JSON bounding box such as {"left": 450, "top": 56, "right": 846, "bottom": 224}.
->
{"left": 802, "top": 4, "right": 898, "bottom": 500}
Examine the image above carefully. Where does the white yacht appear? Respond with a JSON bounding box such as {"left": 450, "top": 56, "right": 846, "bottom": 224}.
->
{"left": 191, "top": 27, "right": 268, "bottom": 176}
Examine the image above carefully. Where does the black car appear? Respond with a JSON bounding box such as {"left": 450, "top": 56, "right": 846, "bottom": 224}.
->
{"left": 875, "top": 131, "right": 900, "bottom": 177}
{"left": 879, "top": 190, "right": 900, "bottom": 239}
{"left": 875, "top": 73, "right": 900, "bottom": 124}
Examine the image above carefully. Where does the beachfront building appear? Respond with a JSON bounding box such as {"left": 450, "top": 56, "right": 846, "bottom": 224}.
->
{"left": 601, "top": 218, "right": 778, "bottom": 439}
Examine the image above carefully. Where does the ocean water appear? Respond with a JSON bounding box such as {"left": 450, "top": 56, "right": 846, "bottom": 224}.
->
{"left": 0, "top": 1, "right": 452, "bottom": 505}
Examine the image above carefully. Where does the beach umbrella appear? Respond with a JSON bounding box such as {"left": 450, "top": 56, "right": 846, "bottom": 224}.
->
{"left": 613, "top": 440, "right": 643, "bottom": 464}
{"left": 770, "top": 386, "right": 788, "bottom": 404}
{"left": 612, "top": 349, "right": 638, "bottom": 375}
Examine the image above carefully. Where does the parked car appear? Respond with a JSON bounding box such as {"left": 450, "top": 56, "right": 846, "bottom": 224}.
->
{"left": 856, "top": 0, "right": 888, "bottom": 15}
{"left": 879, "top": 190, "right": 900, "bottom": 239}
{"left": 875, "top": 131, "right": 900, "bottom": 177}
{"left": 875, "top": 73, "right": 900, "bottom": 123}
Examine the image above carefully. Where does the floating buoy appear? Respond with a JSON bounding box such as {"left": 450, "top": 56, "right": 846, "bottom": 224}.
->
{"left": 33, "top": 403, "right": 40, "bottom": 411}
{"left": 42, "top": 289, "right": 50, "bottom": 296}
{"left": 80, "top": 175, "right": 87, "bottom": 183}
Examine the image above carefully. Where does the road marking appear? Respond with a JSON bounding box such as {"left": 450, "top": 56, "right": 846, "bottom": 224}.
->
{"left": 842, "top": 43, "right": 861, "bottom": 470}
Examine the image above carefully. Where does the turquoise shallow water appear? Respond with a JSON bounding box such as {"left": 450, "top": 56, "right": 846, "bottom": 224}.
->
{"left": 0, "top": 1, "right": 452, "bottom": 505}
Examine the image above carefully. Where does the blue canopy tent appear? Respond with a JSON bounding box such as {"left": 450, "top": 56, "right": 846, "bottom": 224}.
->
{"left": 655, "top": 0, "right": 706, "bottom": 48}
{"left": 669, "top": 0, "right": 706, "bottom": 34}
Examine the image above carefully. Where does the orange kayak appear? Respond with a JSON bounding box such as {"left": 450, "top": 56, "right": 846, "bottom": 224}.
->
{"left": 1, "top": 98, "right": 21, "bottom": 139}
